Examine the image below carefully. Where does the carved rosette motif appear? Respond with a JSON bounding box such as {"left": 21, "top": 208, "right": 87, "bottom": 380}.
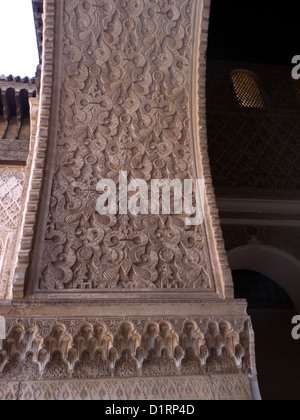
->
{"left": 38, "top": 0, "right": 214, "bottom": 292}
{"left": 0, "top": 317, "right": 253, "bottom": 381}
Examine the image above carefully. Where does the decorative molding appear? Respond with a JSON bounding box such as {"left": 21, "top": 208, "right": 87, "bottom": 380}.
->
{"left": 12, "top": 0, "right": 56, "bottom": 299}
{"left": 1, "top": 298, "right": 247, "bottom": 307}
{"left": 0, "top": 141, "right": 30, "bottom": 165}
{"left": 0, "top": 316, "right": 254, "bottom": 382}
{"left": 221, "top": 218, "right": 300, "bottom": 227}
{"left": 196, "top": 0, "right": 234, "bottom": 299}
{"left": 217, "top": 198, "right": 300, "bottom": 215}
{"left": 0, "top": 374, "right": 253, "bottom": 400}
{"left": 218, "top": 198, "right": 300, "bottom": 227}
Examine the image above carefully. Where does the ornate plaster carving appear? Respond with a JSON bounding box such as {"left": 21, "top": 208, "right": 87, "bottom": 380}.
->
{"left": 36, "top": 0, "right": 210, "bottom": 292}
{"left": 0, "top": 316, "right": 253, "bottom": 381}
{"left": 0, "top": 169, "right": 24, "bottom": 229}
{"left": 0, "top": 374, "right": 253, "bottom": 400}
{"left": 13, "top": 0, "right": 228, "bottom": 298}
{"left": 0, "top": 168, "right": 25, "bottom": 299}
{"left": 9, "top": 0, "right": 233, "bottom": 299}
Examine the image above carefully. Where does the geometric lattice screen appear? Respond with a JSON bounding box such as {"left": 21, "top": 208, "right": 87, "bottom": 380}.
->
{"left": 231, "top": 71, "right": 265, "bottom": 109}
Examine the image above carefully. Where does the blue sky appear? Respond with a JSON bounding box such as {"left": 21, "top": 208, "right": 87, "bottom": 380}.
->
{"left": 0, "top": 0, "right": 39, "bottom": 78}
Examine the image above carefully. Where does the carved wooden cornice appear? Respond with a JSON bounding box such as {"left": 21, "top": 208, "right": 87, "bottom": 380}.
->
{"left": 0, "top": 84, "right": 36, "bottom": 164}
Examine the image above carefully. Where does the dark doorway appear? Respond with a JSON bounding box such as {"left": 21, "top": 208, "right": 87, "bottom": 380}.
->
{"left": 233, "top": 270, "right": 300, "bottom": 400}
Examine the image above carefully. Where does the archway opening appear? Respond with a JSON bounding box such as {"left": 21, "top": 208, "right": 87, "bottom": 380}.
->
{"left": 233, "top": 270, "right": 300, "bottom": 400}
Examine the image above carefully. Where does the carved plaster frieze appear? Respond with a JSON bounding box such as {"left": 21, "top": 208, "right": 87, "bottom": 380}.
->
{"left": 0, "top": 374, "right": 254, "bottom": 400}
{"left": 0, "top": 316, "right": 254, "bottom": 381}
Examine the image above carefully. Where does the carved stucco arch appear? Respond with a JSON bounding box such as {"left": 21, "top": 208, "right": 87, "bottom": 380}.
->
{"left": 228, "top": 244, "right": 300, "bottom": 312}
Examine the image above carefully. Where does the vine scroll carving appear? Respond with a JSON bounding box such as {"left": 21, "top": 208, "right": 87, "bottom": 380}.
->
{"left": 37, "top": 0, "right": 217, "bottom": 293}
